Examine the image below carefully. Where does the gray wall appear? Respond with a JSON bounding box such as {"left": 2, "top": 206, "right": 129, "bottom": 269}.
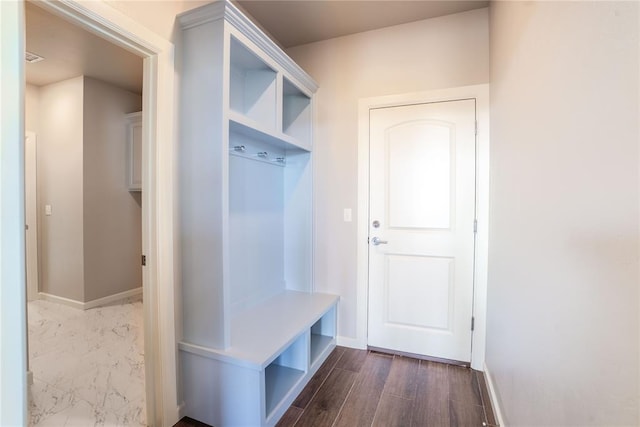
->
{"left": 286, "top": 8, "right": 490, "bottom": 339}
{"left": 33, "top": 76, "right": 142, "bottom": 303}
{"left": 487, "top": 1, "right": 639, "bottom": 424}
{"left": 83, "top": 77, "right": 142, "bottom": 301}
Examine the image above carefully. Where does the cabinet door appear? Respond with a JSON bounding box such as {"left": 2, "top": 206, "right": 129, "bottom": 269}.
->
{"left": 126, "top": 112, "right": 142, "bottom": 191}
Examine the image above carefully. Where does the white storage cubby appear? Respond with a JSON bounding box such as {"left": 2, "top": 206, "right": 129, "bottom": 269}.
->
{"left": 229, "top": 36, "right": 277, "bottom": 130}
{"left": 282, "top": 77, "right": 312, "bottom": 148}
{"left": 179, "top": 292, "right": 338, "bottom": 426}
{"left": 264, "top": 333, "right": 307, "bottom": 417}
{"left": 178, "top": 2, "right": 338, "bottom": 426}
{"left": 310, "top": 306, "right": 337, "bottom": 368}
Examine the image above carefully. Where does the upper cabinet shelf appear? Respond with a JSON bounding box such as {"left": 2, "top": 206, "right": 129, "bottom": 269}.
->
{"left": 283, "top": 78, "right": 312, "bottom": 147}
{"left": 229, "top": 110, "right": 311, "bottom": 152}
{"left": 229, "top": 36, "right": 277, "bottom": 130}
{"left": 227, "top": 33, "right": 315, "bottom": 150}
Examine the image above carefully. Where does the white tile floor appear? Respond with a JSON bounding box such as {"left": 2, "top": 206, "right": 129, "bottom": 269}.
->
{"left": 28, "top": 298, "right": 146, "bottom": 426}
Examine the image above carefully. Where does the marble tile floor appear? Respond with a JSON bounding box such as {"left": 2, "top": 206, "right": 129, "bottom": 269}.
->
{"left": 27, "top": 298, "right": 146, "bottom": 426}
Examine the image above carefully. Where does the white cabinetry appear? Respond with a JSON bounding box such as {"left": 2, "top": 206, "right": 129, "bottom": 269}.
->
{"left": 125, "top": 111, "right": 142, "bottom": 191}
{"left": 178, "top": 2, "right": 338, "bottom": 426}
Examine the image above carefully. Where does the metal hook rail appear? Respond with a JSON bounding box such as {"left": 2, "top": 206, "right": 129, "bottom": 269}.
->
{"left": 230, "top": 145, "right": 286, "bottom": 166}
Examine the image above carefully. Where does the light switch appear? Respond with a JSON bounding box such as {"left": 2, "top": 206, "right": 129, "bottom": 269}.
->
{"left": 343, "top": 208, "right": 352, "bottom": 222}
{"left": 45, "top": 205, "right": 52, "bottom": 216}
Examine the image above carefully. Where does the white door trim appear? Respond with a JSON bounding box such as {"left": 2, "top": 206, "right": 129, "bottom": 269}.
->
{"left": 6, "top": 1, "right": 179, "bottom": 425}
{"left": 0, "top": 1, "right": 28, "bottom": 424}
{"left": 356, "top": 85, "right": 490, "bottom": 370}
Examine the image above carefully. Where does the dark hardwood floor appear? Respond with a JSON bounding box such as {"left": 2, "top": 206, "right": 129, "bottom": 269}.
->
{"left": 174, "top": 346, "right": 498, "bottom": 427}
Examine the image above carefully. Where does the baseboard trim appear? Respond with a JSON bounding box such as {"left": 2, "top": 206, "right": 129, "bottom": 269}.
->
{"left": 483, "top": 363, "right": 506, "bottom": 426}
{"left": 337, "top": 335, "right": 367, "bottom": 349}
{"left": 39, "top": 287, "right": 142, "bottom": 310}
{"left": 83, "top": 287, "right": 142, "bottom": 309}
{"left": 38, "top": 292, "right": 84, "bottom": 309}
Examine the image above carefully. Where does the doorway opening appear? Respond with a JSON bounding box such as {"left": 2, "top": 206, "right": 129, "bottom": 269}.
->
{"left": 25, "top": 3, "right": 146, "bottom": 426}
{"left": 14, "top": 1, "right": 180, "bottom": 425}
{"left": 25, "top": 3, "right": 145, "bottom": 425}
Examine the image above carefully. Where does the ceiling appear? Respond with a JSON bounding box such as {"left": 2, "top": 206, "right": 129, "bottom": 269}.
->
{"left": 25, "top": 2, "right": 143, "bottom": 94}
{"left": 235, "top": 0, "right": 489, "bottom": 48}
{"left": 25, "top": 1, "right": 488, "bottom": 93}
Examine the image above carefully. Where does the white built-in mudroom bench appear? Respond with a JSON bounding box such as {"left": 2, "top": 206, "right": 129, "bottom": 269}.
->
{"left": 177, "top": 1, "right": 339, "bottom": 426}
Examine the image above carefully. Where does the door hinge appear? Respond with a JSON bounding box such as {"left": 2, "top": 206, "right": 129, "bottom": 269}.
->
{"left": 475, "top": 120, "right": 478, "bottom": 136}
{"left": 471, "top": 316, "right": 475, "bottom": 331}
{"left": 142, "top": 255, "right": 146, "bottom": 266}
{"left": 473, "top": 219, "right": 478, "bottom": 233}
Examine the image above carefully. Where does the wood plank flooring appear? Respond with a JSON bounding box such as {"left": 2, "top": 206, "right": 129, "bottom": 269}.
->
{"left": 174, "top": 346, "right": 498, "bottom": 427}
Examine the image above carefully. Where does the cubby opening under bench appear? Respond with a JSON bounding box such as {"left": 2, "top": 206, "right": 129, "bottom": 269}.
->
{"left": 177, "top": 2, "right": 339, "bottom": 426}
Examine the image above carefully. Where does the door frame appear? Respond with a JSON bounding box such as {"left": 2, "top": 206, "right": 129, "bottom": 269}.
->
{"left": 1, "top": 1, "right": 179, "bottom": 425}
{"left": 356, "top": 85, "right": 490, "bottom": 370}
{"left": 1, "top": 1, "right": 28, "bottom": 424}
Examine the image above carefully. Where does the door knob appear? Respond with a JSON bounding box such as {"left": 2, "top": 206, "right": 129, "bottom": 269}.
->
{"left": 371, "top": 237, "right": 388, "bottom": 246}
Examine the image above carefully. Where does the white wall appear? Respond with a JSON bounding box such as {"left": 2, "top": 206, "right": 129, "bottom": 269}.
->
{"left": 105, "top": 0, "right": 209, "bottom": 42}
{"left": 38, "top": 76, "right": 85, "bottom": 301}
{"left": 25, "top": 84, "right": 39, "bottom": 134}
{"left": 286, "top": 8, "right": 489, "bottom": 339}
{"left": 487, "top": 2, "right": 639, "bottom": 425}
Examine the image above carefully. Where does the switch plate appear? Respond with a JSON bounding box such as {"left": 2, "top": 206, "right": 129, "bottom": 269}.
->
{"left": 45, "top": 205, "right": 52, "bottom": 216}
{"left": 343, "top": 208, "right": 352, "bottom": 222}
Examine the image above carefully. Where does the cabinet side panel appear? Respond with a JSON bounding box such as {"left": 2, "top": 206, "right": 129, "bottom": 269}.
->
{"left": 179, "top": 20, "right": 227, "bottom": 348}
{"left": 284, "top": 151, "right": 313, "bottom": 291}
{"left": 181, "top": 351, "right": 262, "bottom": 427}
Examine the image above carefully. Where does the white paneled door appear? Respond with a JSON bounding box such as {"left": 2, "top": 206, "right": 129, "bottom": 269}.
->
{"left": 367, "top": 100, "right": 476, "bottom": 362}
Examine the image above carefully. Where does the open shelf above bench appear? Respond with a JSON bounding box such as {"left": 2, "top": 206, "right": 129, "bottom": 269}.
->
{"left": 229, "top": 110, "right": 311, "bottom": 152}
{"left": 230, "top": 36, "right": 277, "bottom": 130}
{"left": 283, "top": 77, "right": 312, "bottom": 146}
